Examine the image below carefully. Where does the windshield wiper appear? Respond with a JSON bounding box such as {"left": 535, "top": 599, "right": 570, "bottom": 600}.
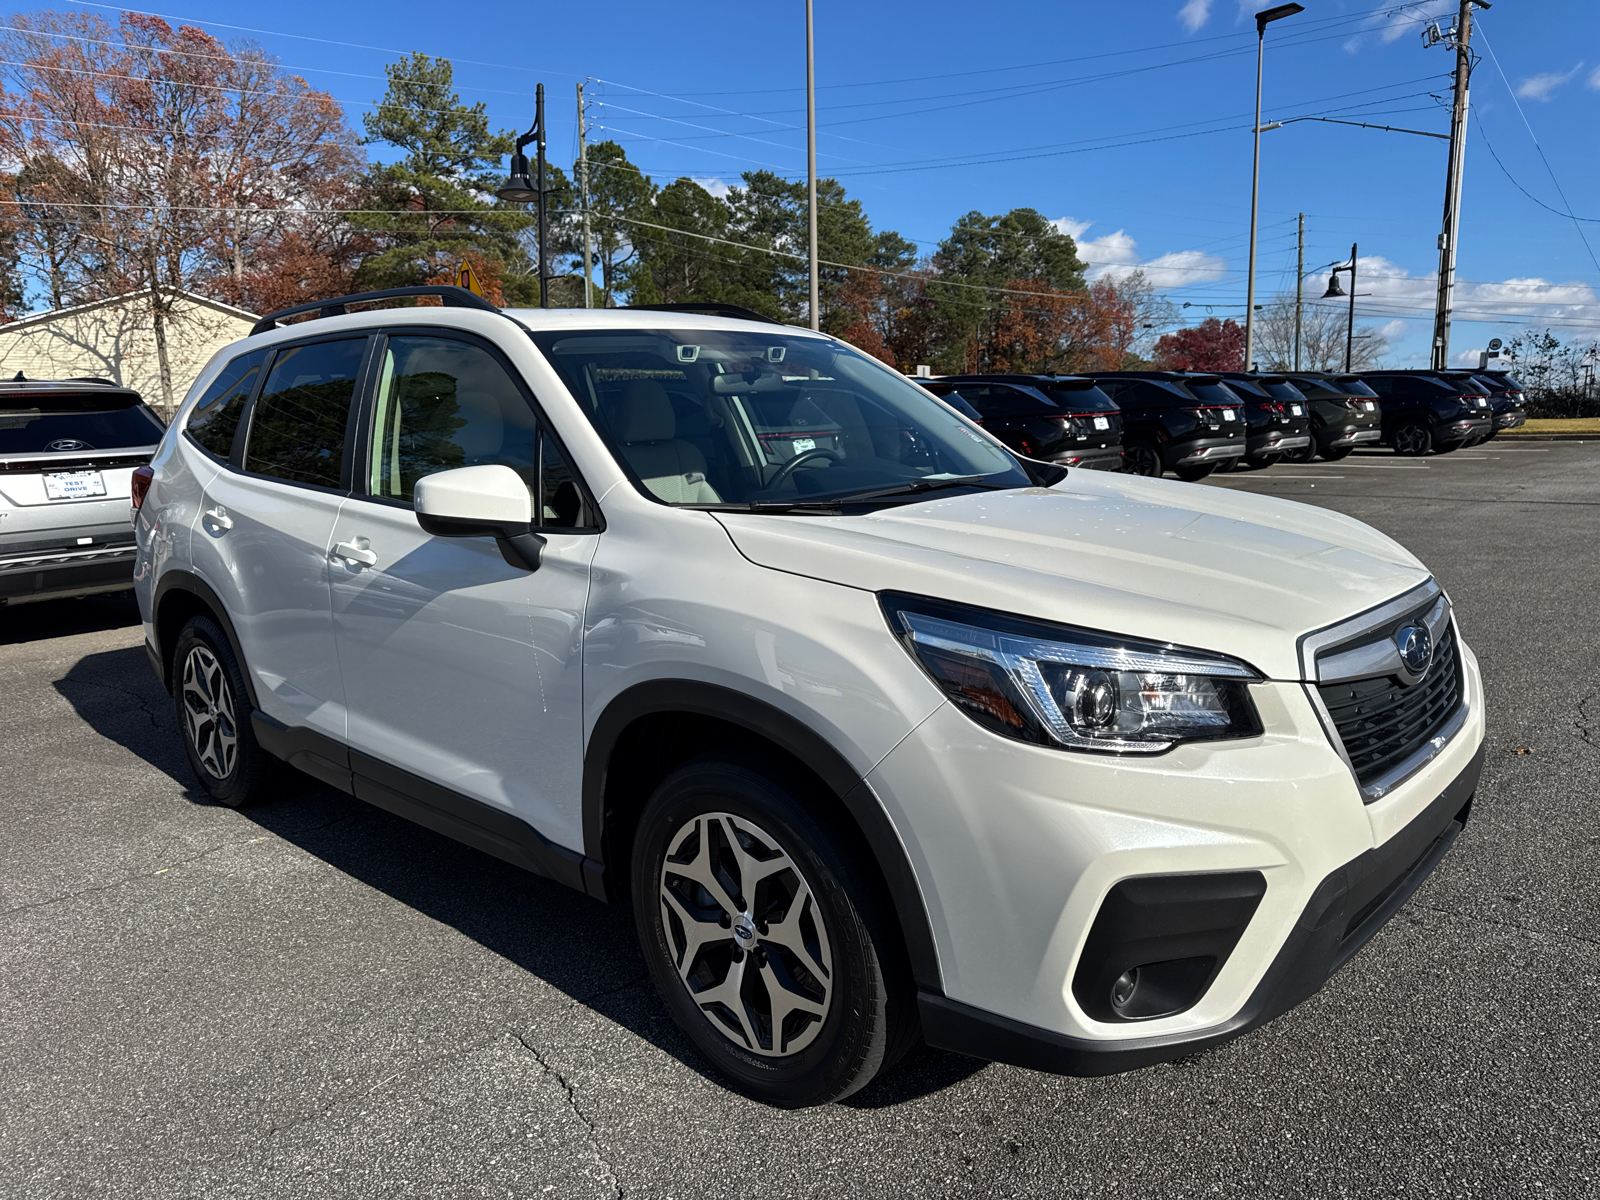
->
{"left": 814, "top": 475, "right": 1011, "bottom": 506}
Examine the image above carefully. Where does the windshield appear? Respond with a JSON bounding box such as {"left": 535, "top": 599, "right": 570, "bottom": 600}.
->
{"left": 531, "top": 329, "right": 1029, "bottom": 506}
{"left": 0, "top": 392, "right": 164, "bottom": 454}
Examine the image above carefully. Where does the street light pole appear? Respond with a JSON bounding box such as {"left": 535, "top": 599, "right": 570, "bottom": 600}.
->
{"left": 535, "top": 83, "right": 549, "bottom": 309}
{"left": 1346, "top": 241, "right": 1357, "bottom": 372}
{"left": 1245, "top": 4, "right": 1303, "bottom": 373}
{"left": 1294, "top": 212, "right": 1304, "bottom": 372}
{"left": 805, "top": 0, "right": 819, "bottom": 332}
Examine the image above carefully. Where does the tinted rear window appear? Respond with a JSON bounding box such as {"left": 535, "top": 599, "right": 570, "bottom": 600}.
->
{"left": 0, "top": 392, "right": 164, "bottom": 454}
{"left": 243, "top": 338, "right": 367, "bottom": 488}
{"left": 1261, "top": 381, "right": 1307, "bottom": 404}
{"left": 1042, "top": 385, "right": 1118, "bottom": 413}
{"left": 1184, "top": 383, "right": 1241, "bottom": 408}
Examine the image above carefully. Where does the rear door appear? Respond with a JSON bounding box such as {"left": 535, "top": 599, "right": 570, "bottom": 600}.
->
{"left": 190, "top": 334, "right": 370, "bottom": 744}
{"left": 328, "top": 330, "right": 599, "bottom": 850}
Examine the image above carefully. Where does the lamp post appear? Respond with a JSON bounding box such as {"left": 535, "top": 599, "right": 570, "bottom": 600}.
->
{"left": 805, "top": 0, "right": 819, "bottom": 332}
{"left": 1321, "top": 243, "right": 1360, "bottom": 372}
{"left": 497, "top": 83, "right": 549, "bottom": 308}
{"left": 1244, "top": 3, "right": 1303, "bottom": 373}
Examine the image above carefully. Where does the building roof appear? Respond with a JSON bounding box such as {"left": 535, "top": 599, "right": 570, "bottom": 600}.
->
{"left": 0, "top": 289, "right": 258, "bottom": 334}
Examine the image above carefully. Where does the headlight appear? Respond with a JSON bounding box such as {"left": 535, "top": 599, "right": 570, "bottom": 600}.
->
{"left": 882, "top": 593, "right": 1262, "bottom": 754}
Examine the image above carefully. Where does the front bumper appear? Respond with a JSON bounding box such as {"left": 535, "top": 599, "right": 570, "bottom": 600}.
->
{"left": 865, "top": 628, "right": 1486, "bottom": 1071}
{"left": 0, "top": 542, "right": 137, "bottom": 604}
{"left": 921, "top": 738, "right": 1481, "bottom": 1074}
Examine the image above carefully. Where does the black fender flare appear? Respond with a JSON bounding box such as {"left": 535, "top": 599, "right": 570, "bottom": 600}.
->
{"left": 583, "top": 679, "right": 943, "bottom": 992}
{"left": 150, "top": 569, "right": 260, "bottom": 709}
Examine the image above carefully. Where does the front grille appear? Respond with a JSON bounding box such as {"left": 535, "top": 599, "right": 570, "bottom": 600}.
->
{"left": 1317, "top": 625, "right": 1462, "bottom": 786}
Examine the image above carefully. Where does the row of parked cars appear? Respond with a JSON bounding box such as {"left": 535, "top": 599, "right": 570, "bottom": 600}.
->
{"left": 922, "top": 368, "right": 1529, "bottom": 481}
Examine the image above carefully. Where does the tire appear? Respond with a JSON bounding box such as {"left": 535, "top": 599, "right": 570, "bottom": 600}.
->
{"left": 1241, "top": 454, "right": 1281, "bottom": 471}
{"left": 1433, "top": 440, "right": 1462, "bottom": 454}
{"left": 1282, "top": 442, "right": 1316, "bottom": 464}
{"left": 1391, "top": 421, "right": 1433, "bottom": 457}
{"left": 1319, "top": 446, "right": 1351, "bottom": 461}
{"left": 632, "top": 757, "right": 915, "bottom": 1107}
{"left": 1173, "top": 463, "right": 1216, "bottom": 482}
{"left": 1123, "top": 441, "right": 1163, "bottom": 478}
{"left": 172, "top": 615, "right": 276, "bottom": 807}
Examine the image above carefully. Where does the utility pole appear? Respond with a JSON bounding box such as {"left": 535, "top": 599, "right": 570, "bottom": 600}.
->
{"left": 1294, "top": 212, "right": 1304, "bottom": 372}
{"left": 805, "top": 0, "right": 819, "bottom": 332}
{"left": 578, "top": 82, "right": 593, "bottom": 309}
{"left": 536, "top": 82, "right": 549, "bottom": 309}
{"left": 1428, "top": 0, "right": 1487, "bottom": 370}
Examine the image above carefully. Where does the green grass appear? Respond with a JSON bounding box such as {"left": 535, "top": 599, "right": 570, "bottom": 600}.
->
{"left": 1499, "top": 417, "right": 1600, "bottom": 435}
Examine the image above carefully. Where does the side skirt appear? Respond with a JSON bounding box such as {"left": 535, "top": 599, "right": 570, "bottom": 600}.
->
{"left": 251, "top": 710, "right": 591, "bottom": 895}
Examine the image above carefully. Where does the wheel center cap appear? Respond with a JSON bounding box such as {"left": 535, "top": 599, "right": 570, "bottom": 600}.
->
{"left": 731, "top": 914, "right": 758, "bottom": 948}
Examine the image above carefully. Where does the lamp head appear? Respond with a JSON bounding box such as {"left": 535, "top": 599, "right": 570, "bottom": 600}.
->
{"left": 1322, "top": 273, "right": 1346, "bottom": 299}
{"left": 497, "top": 150, "right": 541, "bottom": 203}
{"left": 1256, "top": 3, "right": 1305, "bottom": 31}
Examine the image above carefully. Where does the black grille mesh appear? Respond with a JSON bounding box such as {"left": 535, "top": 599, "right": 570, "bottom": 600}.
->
{"left": 1317, "top": 625, "right": 1462, "bottom": 786}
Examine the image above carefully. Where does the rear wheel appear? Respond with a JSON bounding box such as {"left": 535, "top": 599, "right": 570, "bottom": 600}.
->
{"left": 1173, "top": 463, "right": 1216, "bottom": 482}
{"left": 1123, "top": 441, "right": 1163, "bottom": 478}
{"left": 1241, "top": 453, "right": 1281, "bottom": 471}
{"left": 1282, "top": 442, "right": 1316, "bottom": 464}
{"left": 1319, "top": 446, "right": 1351, "bottom": 461}
{"left": 1391, "top": 421, "right": 1433, "bottom": 457}
{"left": 632, "top": 757, "right": 914, "bottom": 1107}
{"left": 172, "top": 616, "right": 276, "bottom": 807}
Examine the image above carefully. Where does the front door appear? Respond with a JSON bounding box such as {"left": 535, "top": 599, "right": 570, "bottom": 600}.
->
{"left": 328, "top": 331, "right": 597, "bottom": 851}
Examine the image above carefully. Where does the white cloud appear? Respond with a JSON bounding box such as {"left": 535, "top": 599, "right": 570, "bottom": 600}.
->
{"left": 1051, "top": 216, "right": 1092, "bottom": 240}
{"left": 1070, "top": 223, "right": 1227, "bottom": 290}
{"left": 1177, "top": 0, "right": 1211, "bottom": 33}
{"left": 1589, "top": 65, "right": 1600, "bottom": 90}
{"left": 1454, "top": 347, "right": 1490, "bottom": 366}
{"left": 1343, "top": 1, "right": 1453, "bottom": 53}
{"left": 1377, "top": 319, "right": 1409, "bottom": 340}
{"left": 1517, "top": 64, "right": 1584, "bottom": 102}
{"left": 690, "top": 176, "right": 730, "bottom": 199}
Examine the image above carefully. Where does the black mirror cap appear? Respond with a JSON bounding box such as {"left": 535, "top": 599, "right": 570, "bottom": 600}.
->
{"left": 416, "top": 511, "right": 545, "bottom": 572}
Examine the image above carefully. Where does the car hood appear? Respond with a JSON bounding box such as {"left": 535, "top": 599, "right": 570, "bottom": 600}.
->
{"left": 712, "top": 472, "right": 1429, "bottom": 681}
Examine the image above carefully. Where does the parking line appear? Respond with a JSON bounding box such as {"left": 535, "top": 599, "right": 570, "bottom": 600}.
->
{"left": 1333, "top": 463, "right": 1430, "bottom": 469}
{"left": 1244, "top": 473, "right": 1346, "bottom": 479}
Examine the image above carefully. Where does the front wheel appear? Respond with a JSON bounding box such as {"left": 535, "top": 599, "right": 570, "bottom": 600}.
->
{"left": 1174, "top": 463, "right": 1217, "bottom": 482}
{"left": 1391, "top": 421, "right": 1433, "bottom": 457}
{"left": 1123, "top": 441, "right": 1163, "bottom": 477}
{"left": 172, "top": 615, "right": 276, "bottom": 807}
{"left": 632, "top": 758, "right": 914, "bottom": 1107}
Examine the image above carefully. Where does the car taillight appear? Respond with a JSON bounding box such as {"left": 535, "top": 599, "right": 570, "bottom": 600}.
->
{"left": 130, "top": 464, "right": 154, "bottom": 510}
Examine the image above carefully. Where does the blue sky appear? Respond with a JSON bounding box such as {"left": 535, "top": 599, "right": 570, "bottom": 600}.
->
{"left": 8, "top": 0, "right": 1599, "bottom": 365}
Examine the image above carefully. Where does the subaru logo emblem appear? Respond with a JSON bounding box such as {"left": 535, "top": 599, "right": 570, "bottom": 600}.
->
{"left": 1396, "top": 623, "right": 1432, "bottom": 675}
{"left": 46, "top": 438, "right": 90, "bottom": 451}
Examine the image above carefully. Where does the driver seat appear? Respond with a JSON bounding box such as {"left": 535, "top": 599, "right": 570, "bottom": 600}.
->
{"left": 612, "top": 380, "right": 722, "bottom": 503}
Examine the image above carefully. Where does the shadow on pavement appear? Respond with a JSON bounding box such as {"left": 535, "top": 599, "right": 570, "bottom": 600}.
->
{"left": 54, "top": 642, "right": 981, "bottom": 1107}
{"left": 0, "top": 590, "right": 141, "bottom": 645}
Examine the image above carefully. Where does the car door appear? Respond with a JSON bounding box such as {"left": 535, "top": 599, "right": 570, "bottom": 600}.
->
{"left": 328, "top": 329, "right": 599, "bottom": 850}
{"left": 191, "top": 334, "right": 371, "bottom": 746}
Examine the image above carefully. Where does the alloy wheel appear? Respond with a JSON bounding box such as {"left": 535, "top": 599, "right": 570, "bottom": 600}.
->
{"left": 181, "top": 644, "right": 239, "bottom": 780}
{"left": 658, "top": 812, "right": 834, "bottom": 1058}
{"left": 1126, "top": 444, "right": 1162, "bottom": 477}
{"left": 1393, "top": 423, "right": 1431, "bottom": 456}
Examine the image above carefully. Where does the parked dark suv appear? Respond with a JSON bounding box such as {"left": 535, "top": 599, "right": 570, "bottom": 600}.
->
{"left": 924, "top": 375, "right": 1123, "bottom": 470}
{"left": 1213, "top": 374, "right": 1313, "bottom": 469}
{"left": 0, "top": 376, "right": 164, "bottom": 605}
{"left": 1283, "top": 373, "right": 1385, "bottom": 461}
{"left": 1360, "top": 371, "right": 1495, "bottom": 456}
{"left": 1464, "top": 370, "right": 1528, "bottom": 436}
{"left": 1084, "top": 372, "right": 1247, "bottom": 481}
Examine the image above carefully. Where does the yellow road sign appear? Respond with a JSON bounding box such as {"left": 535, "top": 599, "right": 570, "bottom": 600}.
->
{"left": 456, "top": 260, "right": 484, "bottom": 298}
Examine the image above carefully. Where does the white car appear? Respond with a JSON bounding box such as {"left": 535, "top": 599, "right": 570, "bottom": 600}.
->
{"left": 132, "top": 287, "right": 1485, "bottom": 1107}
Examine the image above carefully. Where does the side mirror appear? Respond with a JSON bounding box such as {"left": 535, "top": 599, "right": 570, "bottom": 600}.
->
{"left": 414, "top": 465, "right": 545, "bottom": 572}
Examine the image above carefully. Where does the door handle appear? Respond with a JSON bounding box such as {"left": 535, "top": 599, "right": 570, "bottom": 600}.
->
{"left": 203, "top": 506, "right": 232, "bottom": 530}
{"left": 331, "top": 540, "right": 377, "bottom": 567}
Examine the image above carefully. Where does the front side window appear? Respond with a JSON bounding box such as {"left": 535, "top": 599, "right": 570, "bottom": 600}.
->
{"left": 531, "top": 329, "right": 1027, "bottom": 507}
{"left": 368, "top": 334, "right": 583, "bottom": 528}
{"left": 244, "top": 338, "right": 367, "bottom": 488}
{"left": 186, "top": 349, "right": 267, "bottom": 460}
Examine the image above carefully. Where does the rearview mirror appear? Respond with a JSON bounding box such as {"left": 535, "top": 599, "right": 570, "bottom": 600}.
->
{"left": 414, "top": 465, "right": 545, "bottom": 572}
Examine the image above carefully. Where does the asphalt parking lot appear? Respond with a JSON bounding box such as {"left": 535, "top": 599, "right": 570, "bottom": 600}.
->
{"left": 3, "top": 442, "right": 1597, "bottom": 1199}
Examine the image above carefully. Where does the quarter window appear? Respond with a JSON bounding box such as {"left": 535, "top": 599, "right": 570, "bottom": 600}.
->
{"left": 244, "top": 339, "right": 367, "bottom": 488}
{"left": 186, "top": 348, "right": 267, "bottom": 460}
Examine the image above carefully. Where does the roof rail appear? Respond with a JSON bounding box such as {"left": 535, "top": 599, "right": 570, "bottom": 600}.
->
{"left": 623, "top": 302, "right": 787, "bottom": 327}
{"left": 250, "top": 285, "right": 502, "bottom": 336}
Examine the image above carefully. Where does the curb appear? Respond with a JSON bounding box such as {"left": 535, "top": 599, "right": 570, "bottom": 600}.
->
{"left": 1493, "top": 433, "right": 1594, "bottom": 442}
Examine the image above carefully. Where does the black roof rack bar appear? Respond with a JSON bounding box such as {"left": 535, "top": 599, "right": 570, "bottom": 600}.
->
{"left": 623, "top": 302, "right": 787, "bottom": 326}
{"left": 250, "top": 285, "right": 502, "bottom": 336}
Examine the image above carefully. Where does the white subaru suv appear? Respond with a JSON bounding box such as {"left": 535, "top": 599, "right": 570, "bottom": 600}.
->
{"left": 133, "top": 287, "right": 1485, "bottom": 1107}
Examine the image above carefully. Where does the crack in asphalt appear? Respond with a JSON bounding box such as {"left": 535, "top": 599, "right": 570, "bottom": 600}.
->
{"left": 1415, "top": 901, "right": 1600, "bottom": 951}
{"left": 1575, "top": 693, "right": 1597, "bottom": 753}
{"left": 53, "top": 674, "right": 170, "bottom": 734}
{"left": 514, "top": 1032, "right": 624, "bottom": 1200}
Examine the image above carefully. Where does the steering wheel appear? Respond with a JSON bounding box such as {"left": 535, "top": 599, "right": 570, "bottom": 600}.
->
{"left": 767, "top": 446, "right": 842, "bottom": 490}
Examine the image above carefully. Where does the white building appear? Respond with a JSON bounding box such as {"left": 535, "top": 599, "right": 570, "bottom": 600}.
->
{"left": 0, "top": 289, "right": 258, "bottom": 418}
